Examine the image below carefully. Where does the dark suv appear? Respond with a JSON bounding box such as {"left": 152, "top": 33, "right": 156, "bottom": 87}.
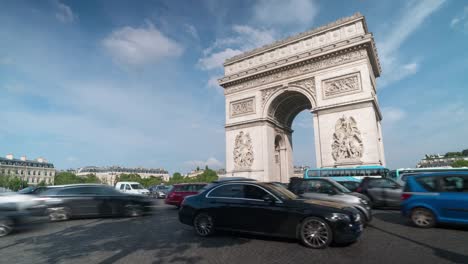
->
{"left": 179, "top": 180, "right": 363, "bottom": 249}
{"left": 356, "top": 177, "right": 403, "bottom": 207}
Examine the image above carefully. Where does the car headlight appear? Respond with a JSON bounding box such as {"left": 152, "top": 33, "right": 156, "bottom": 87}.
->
{"left": 331, "top": 213, "right": 351, "bottom": 222}
{"left": 158, "top": 192, "right": 164, "bottom": 195}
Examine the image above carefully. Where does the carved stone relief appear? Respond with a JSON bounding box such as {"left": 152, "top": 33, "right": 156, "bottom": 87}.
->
{"left": 224, "top": 49, "right": 367, "bottom": 95}
{"left": 323, "top": 72, "right": 361, "bottom": 99}
{"left": 230, "top": 97, "right": 255, "bottom": 117}
{"left": 261, "top": 86, "right": 281, "bottom": 107}
{"left": 233, "top": 131, "right": 254, "bottom": 169}
{"left": 332, "top": 116, "right": 363, "bottom": 162}
{"left": 290, "top": 77, "right": 316, "bottom": 96}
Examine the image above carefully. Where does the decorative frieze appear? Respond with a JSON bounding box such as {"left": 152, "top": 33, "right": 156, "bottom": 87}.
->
{"left": 224, "top": 49, "right": 367, "bottom": 95}
{"left": 291, "top": 77, "right": 316, "bottom": 96}
{"left": 331, "top": 116, "right": 363, "bottom": 162}
{"left": 230, "top": 97, "right": 256, "bottom": 117}
{"left": 224, "top": 14, "right": 366, "bottom": 75}
{"left": 261, "top": 86, "right": 281, "bottom": 107}
{"left": 233, "top": 131, "right": 254, "bottom": 169}
{"left": 323, "top": 72, "right": 361, "bottom": 99}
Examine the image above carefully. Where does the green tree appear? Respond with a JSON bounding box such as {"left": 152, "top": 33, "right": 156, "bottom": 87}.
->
{"left": 452, "top": 160, "right": 468, "bottom": 168}
{"left": 445, "top": 152, "right": 463, "bottom": 158}
{"left": 6, "top": 177, "right": 28, "bottom": 191}
{"left": 462, "top": 149, "right": 468, "bottom": 157}
{"left": 54, "top": 172, "right": 82, "bottom": 185}
{"left": 37, "top": 180, "right": 47, "bottom": 187}
{"left": 82, "top": 174, "right": 101, "bottom": 184}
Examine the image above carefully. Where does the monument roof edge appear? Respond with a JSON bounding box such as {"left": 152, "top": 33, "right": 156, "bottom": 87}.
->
{"left": 223, "top": 12, "right": 365, "bottom": 65}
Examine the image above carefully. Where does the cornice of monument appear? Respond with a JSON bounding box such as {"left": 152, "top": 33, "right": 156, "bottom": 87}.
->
{"left": 219, "top": 13, "right": 381, "bottom": 90}
{"left": 224, "top": 13, "right": 366, "bottom": 65}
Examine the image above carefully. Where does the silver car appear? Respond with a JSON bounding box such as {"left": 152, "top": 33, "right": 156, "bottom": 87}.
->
{"left": 288, "top": 177, "right": 372, "bottom": 225}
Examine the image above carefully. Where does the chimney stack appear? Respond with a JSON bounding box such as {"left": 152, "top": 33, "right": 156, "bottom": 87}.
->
{"left": 6, "top": 154, "right": 13, "bottom": 160}
{"left": 20, "top": 156, "right": 27, "bottom": 161}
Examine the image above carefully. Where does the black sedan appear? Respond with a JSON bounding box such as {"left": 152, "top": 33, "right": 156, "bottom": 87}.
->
{"left": 39, "top": 184, "right": 153, "bottom": 221}
{"left": 179, "top": 180, "right": 363, "bottom": 249}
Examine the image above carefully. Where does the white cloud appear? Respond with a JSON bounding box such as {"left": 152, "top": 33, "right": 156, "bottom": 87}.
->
{"left": 54, "top": 0, "right": 76, "bottom": 23}
{"left": 185, "top": 157, "right": 223, "bottom": 169}
{"left": 102, "top": 22, "right": 183, "bottom": 66}
{"left": 382, "top": 107, "right": 406, "bottom": 123}
{"left": 450, "top": 6, "right": 468, "bottom": 32}
{"left": 199, "top": 25, "right": 276, "bottom": 70}
{"left": 207, "top": 75, "right": 223, "bottom": 93}
{"left": 253, "top": 0, "right": 318, "bottom": 26}
{"left": 184, "top": 24, "right": 199, "bottom": 39}
{"left": 378, "top": 0, "right": 446, "bottom": 87}
{"left": 198, "top": 48, "right": 242, "bottom": 70}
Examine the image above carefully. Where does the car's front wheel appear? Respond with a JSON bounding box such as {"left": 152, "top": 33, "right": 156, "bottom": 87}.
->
{"left": 411, "top": 207, "right": 435, "bottom": 228}
{"left": 299, "top": 217, "right": 333, "bottom": 249}
{"left": 0, "top": 218, "right": 13, "bottom": 237}
{"left": 125, "top": 204, "right": 143, "bottom": 217}
{"left": 193, "top": 213, "right": 215, "bottom": 237}
{"left": 48, "top": 207, "right": 71, "bottom": 221}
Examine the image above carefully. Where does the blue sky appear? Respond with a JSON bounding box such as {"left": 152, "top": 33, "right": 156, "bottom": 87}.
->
{"left": 1, "top": 0, "right": 467, "bottom": 173}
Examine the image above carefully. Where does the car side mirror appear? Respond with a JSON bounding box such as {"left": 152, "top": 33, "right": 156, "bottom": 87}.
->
{"left": 263, "top": 194, "right": 275, "bottom": 204}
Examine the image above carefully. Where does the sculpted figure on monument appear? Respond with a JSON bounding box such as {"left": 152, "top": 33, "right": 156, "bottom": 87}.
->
{"left": 233, "top": 131, "right": 254, "bottom": 168}
{"left": 332, "top": 116, "right": 363, "bottom": 161}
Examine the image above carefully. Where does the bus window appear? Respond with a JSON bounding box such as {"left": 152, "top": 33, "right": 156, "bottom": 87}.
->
{"left": 321, "top": 170, "right": 329, "bottom": 177}
{"left": 308, "top": 170, "right": 319, "bottom": 177}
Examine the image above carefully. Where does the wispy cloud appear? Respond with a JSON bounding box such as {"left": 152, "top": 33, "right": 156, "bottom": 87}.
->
{"left": 199, "top": 25, "right": 276, "bottom": 70}
{"left": 102, "top": 21, "right": 183, "bottom": 66}
{"left": 450, "top": 6, "right": 468, "bottom": 32}
{"left": 184, "top": 24, "right": 199, "bottom": 39}
{"left": 54, "top": 0, "right": 76, "bottom": 23}
{"left": 382, "top": 107, "right": 406, "bottom": 123}
{"left": 378, "top": 0, "right": 446, "bottom": 87}
{"left": 185, "top": 157, "right": 223, "bottom": 170}
{"left": 253, "top": 0, "right": 319, "bottom": 27}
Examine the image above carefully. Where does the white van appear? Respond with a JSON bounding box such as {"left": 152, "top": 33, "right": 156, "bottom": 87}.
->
{"left": 115, "top": 182, "right": 150, "bottom": 196}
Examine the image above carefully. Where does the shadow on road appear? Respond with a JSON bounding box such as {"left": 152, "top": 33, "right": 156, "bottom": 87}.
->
{"left": 3, "top": 209, "right": 249, "bottom": 264}
{"left": 373, "top": 212, "right": 468, "bottom": 232}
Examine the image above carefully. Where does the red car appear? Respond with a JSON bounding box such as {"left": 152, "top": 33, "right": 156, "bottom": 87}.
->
{"left": 165, "top": 183, "right": 207, "bottom": 207}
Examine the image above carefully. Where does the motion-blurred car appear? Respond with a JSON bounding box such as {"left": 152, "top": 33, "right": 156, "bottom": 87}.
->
{"left": 149, "top": 185, "right": 170, "bottom": 199}
{"left": 165, "top": 183, "right": 207, "bottom": 208}
{"left": 39, "top": 184, "right": 153, "bottom": 221}
{"left": 0, "top": 192, "right": 46, "bottom": 237}
{"left": 115, "top": 182, "right": 150, "bottom": 196}
{"left": 18, "top": 186, "right": 49, "bottom": 195}
{"left": 401, "top": 172, "right": 468, "bottom": 228}
{"left": 356, "top": 177, "right": 403, "bottom": 208}
{"left": 179, "top": 180, "right": 363, "bottom": 249}
{"left": 288, "top": 177, "right": 372, "bottom": 225}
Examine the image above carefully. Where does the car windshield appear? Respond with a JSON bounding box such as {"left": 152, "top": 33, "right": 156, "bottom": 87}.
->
{"left": 265, "top": 183, "right": 297, "bottom": 200}
{"left": 329, "top": 181, "right": 351, "bottom": 193}
{"left": 18, "top": 186, "right": 35, "bottom": 194}
{"left": 131, "top": 184, "right": 144, "bottom": 189}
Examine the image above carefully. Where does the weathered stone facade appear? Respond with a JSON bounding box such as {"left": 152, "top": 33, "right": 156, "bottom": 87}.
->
{"left": 0, "top": 154, "right": 55, "bottom": 185}
{"left": 220, "top": 13, "right": 386, "bottom": 182}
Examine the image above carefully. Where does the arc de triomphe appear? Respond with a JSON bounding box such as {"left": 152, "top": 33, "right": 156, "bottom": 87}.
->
{"left": 219, "top": 13, "right": 385, "bottom": 182}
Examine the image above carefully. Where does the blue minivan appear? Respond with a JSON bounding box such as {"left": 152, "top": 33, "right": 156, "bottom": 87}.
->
{"left": 401, "top": 172, "right": 468, "bottom": 228}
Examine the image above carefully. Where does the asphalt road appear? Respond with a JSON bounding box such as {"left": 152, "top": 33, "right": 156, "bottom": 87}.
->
{"left": 1, "top": 200, "right": 468, "bottom": 264}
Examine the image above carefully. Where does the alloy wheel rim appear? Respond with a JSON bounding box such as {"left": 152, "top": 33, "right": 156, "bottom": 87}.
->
{"left": 0, "top": 223, "right": 12, "bottom": 237}
{"left": 302, "top": 219, "right": 329, "bottom": 248}
{"left": 195, "top": 215, "right": 213, "bottom": 236}
{"left": 413, "top": 210, "right": 433, "bottom": 226}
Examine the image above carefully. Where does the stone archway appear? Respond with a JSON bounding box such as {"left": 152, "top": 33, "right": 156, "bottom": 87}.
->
{"left": 220, "top": 13, "right": 386, "bottom": 182}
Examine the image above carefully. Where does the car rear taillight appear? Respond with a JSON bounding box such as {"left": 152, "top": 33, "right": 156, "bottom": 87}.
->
{"left": 401, "top": 193, "right": 412, "bottom": 201}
